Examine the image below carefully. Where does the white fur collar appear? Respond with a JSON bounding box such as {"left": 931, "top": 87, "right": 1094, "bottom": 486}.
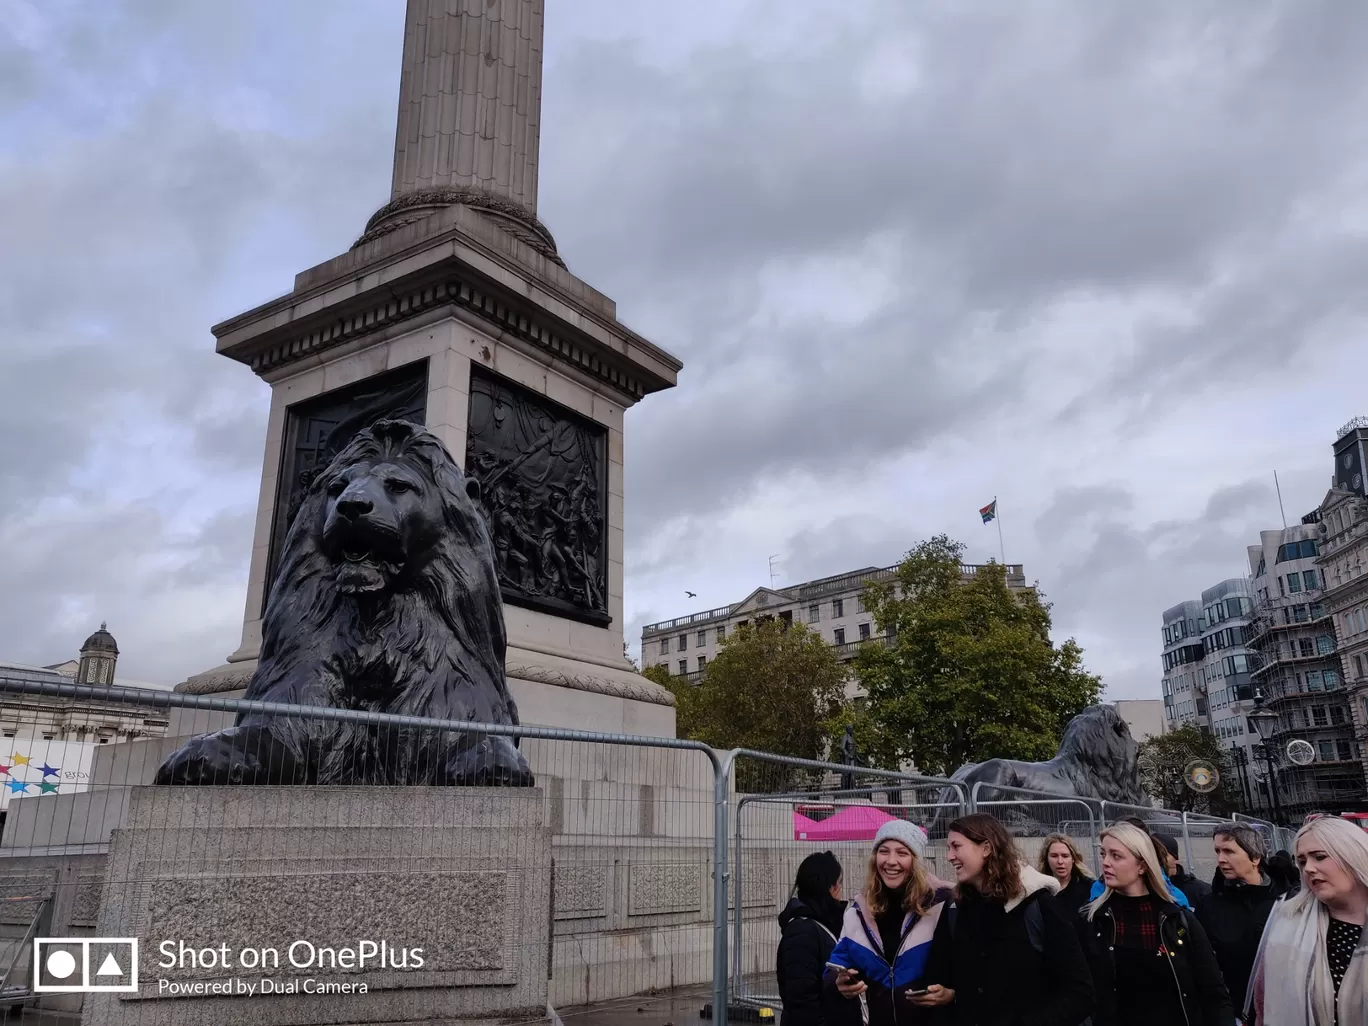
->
{"left": 1005, "top": 863, "right": 1062, "bottom": 913}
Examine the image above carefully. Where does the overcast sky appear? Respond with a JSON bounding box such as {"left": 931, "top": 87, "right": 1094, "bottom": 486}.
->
{"left": 3, "top": 0, "right": 1367, "bottom": 701}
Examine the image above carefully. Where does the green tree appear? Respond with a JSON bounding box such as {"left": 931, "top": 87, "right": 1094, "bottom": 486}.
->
{"left": 643, "top": 619, "right": 848, "bottom": 790}
{"left": 856, "top": 535, "right": 1102, "bottom": 777}
{"left": 1137, "top": 724, "right": 1235, "bottom": 813}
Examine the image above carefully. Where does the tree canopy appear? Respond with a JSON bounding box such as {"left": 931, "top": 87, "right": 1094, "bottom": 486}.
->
{"left": 642, "top": 618, "right": 848, "bottom": 788}
{"left": 1137, "top": 723, "right": 1236, "bottom": 814}
{"left": 855, "top": 534, "right": 1102, "bottom": 777}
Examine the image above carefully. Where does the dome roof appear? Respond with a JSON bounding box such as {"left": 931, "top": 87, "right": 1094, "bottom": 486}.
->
{"left": 80, "top": 622, "right": 119, "bottom": 656}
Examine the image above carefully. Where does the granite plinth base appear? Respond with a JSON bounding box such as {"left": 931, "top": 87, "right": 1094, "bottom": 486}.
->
{"left": 84, "top": 785, "right": 551, "bottom": 1026}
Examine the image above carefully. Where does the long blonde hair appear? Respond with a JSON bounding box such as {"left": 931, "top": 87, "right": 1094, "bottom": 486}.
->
{"left": 1038, "top": 833, "right": 1095, "bottom": 881}
{"left": 863, "top": 843, "right": 932, "bottom": 918}
{"left": 1085, "top": 823, "right": 1175, "bottom": 921}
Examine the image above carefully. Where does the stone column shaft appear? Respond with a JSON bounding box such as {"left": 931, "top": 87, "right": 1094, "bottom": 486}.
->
{"left": 391, "top": 0, "right": 544, "bottom": 214}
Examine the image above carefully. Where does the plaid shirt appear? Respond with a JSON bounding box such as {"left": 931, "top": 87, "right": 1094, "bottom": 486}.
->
{"left": 1107, "top": 892, "right": 1164, "bottom": 951}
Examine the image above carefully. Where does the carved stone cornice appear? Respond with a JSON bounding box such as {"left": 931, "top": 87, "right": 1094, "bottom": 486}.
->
{"left": 238, "top": 273, "right": 649, "bottom": 401}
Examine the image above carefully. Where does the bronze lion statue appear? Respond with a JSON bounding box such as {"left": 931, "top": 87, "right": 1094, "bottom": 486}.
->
{"left": 156, "top": 419, "right": 533, "bottom": 787}
{"left": 932, "top": 704, "right": 1143, "bottom": 832}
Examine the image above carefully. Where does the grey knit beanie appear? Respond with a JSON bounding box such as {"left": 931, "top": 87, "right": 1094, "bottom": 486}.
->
{"left": 873, "top": 819, "right": 928, "bottom": 859}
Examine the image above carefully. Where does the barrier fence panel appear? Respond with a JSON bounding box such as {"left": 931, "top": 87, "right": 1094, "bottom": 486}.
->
{"left": 0, "top": 677, "right": 726, "bottom": 1026}
{"left": 967, "top": 783, "right": 1101, "bottom": 874}
{"left": 1233, "top": 812, "right": 1299, "bottom": 856}
{"left": 723, "top": 751, "right": 967, "bottom": 1006}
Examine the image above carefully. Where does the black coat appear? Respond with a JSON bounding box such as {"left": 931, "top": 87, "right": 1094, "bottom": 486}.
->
{"left": 1079, "top": 900, "right": 1232, "bottom": 1026}
{"left": 927, "top": 873, "right": 1094, "bottom": 1026}
{"left": 1170, "top": 866, "right": 1212, "bottom": 907}
{"left": 1193, "top": 871, "right": 1285, "bottom": 1012}
{"left": 1054, "top": 872, "right": 1094, "bottom": 920}
{"left": 777, "top": 897, "right": 858, "bottom": 1026}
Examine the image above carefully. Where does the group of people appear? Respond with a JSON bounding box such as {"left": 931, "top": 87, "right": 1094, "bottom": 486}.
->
{"left": 776, "top": 812, "right": 1368, "bottom": 1025}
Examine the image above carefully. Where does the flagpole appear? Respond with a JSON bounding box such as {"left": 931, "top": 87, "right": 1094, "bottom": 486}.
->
{"left": 995, "top": 496, "right": 1005, "bottom": 566}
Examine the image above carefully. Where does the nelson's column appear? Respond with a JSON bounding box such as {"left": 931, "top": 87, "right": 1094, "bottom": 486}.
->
{"left": 178, "top": 0, "right": 681, "bottom": 736}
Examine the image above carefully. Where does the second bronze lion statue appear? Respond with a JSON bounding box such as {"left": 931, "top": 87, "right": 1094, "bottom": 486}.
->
{"left": 931, "top": 704, "right": 1144, "bottom": 831}
{"left": 156, "top": 419, "right": 533, "bottom": 787}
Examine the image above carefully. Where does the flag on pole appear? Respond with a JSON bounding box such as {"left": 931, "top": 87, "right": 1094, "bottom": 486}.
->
{"left": 979, "top": 500, "right": 997, "bottom": 524}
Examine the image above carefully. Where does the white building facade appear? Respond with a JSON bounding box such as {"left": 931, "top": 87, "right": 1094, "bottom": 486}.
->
{"left": 640, "top": 562, "right": 1031, "bottom": 695}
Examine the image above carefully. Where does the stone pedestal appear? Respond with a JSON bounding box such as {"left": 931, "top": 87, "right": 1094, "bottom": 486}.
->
{"left": 84, "top": 786, "right": 551, "bottom": 1026}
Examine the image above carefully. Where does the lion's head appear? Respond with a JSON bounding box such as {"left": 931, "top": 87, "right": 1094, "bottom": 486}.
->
{"left": 257, "top": 419, "right": 512, "bottom": 723}
{"left": 1056, "top": 704, "right": 1143, "bottom": 804}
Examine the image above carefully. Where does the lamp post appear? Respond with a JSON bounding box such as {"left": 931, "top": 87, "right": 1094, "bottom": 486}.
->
{"left": 1249, "top": 688, "right": 1285, "bottom": 826}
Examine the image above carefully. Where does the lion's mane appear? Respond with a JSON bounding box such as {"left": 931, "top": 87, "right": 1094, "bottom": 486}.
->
{"left": 156, "top": 419, "right": 531, "bottom": 786}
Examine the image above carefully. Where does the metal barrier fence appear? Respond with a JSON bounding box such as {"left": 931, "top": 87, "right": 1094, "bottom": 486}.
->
{"left": 0, "top": 677, "right": 726, "bottom": 1026}
{"left": 0, "top": 675, "right": 1309, "bottom": 1025}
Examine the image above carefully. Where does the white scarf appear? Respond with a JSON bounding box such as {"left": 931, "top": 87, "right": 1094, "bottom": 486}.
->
{"left": 1252, "top": 897, "right": 1366, "bottom": 1025}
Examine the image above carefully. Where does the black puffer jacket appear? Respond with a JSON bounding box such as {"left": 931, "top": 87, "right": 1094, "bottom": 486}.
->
{"left": 927, "top": 867, "right": 1093, "bottom": 1026}
{"left": 1079, "top": 900, "right": 1232, "bottom": 1026}
{"left": 1170, "top": 865, "right": 1212, "bottom": 907}
{"left": 777, "top": 897, "right": 858, "bottom": 1026}
{"left": 1193, "top": 870, "right": 1285, "bottom": 1013}
{"left": 1054, "top": 871, "right": 1094, "bottom": 920}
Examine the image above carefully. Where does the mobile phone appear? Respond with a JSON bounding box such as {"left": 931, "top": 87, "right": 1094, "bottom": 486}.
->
{"left": 905, "top": 988, "right": 929, "bottom": 997}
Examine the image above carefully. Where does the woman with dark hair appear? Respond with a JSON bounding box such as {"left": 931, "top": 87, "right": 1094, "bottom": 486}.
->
{"left": 1038, "top": 833, "right": 1095, "bottom": 918}
{"left": 1266, "top": 848, "right": 1301, "bottom": 896}
{"left": 825, "top": 821, "right": 952, "bottom": 1026}
{"left": 777, "top": 851, "right": 855, "bottom": 1026}
{"left": 917, "top": 813, "right": 1093, "bottom": 1025}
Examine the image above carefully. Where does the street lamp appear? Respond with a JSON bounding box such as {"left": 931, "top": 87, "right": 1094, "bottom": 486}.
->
{"left": 1249, "top": 688, "right": 1285, "bottom": 826}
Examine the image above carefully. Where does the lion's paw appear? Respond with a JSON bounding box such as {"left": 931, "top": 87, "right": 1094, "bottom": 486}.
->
{"left": 439, "top": 734, "right": 534, "bottom": 787}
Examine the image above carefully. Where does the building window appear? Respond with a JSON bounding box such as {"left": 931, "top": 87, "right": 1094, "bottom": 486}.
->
{"left": 807, "top": 604, "right": 820, "bottom": 624}
{"left": 1287, "top": 574, "right": 1302, "bottom": 594}
{"left": 697, "top": 656, "right": 707, "bottom": 672}
{"left": 1293, "top": 605, "right": 1309, "bottom": 623}
{"left": 678, "top": 660, "right": 688, "bottom": 676}
{"left": 1307, "top": 670, "right": 1324, "bottom": 690}
{"left": 1, "top": 731, "right": 13, "bottom": 738}
{"left": 1338, "top": 740, "right": 1354, "bottom": 761}
{"left": 833, "top": 628, "right": 846, "bottom": 645}
{"left": 717, "top": 625, "right": 726, "bottom": 642}
{"left": 677, "top": 634, "right": 687, "bottom": 651}
{"left": 1331, "top": 705, "right": 1345, "bottom": 724}
{"left": 1326, "top": 668, "right": 1341, "bottom": 687}
{"left": 1278, "top": 576, "right": 1286, "bottom": 596}
{"left": 859, "top": 622, "right": 871, "bottom": 641}
{"left": 1300, "top": 638, "right": 1315, "bottom": 657}
{"left": 1312, "top": 706, "right": 1328, "bottom": 725}
{"left": 1318, "top": 741, "right": 1335, "bottom": 762}
{"left": 856, "top": 596, "right": 866, "bottom": 613}
{"left": 697, "top": 629, "right": 707, "bottom": 647}
{"left": 661, "top": 640, "right": 670, "bottom": 656}
{"left": 42, "top": 733, "right": 55, "bottom": 741}
{"left": 832, "top": 599, "right": 844, "bottom": 619}
{"left": 1310, "top": 602, "right": 1325, "bottom": 619}
{"left": 1303, "top": 570, "right": 1319, "bottom": 590}
{"left": 1317, "top": 635, "right": 1335, "bottom": 655}
{"left": 1356, "top": 654, "right": 1365, "bottom": 678}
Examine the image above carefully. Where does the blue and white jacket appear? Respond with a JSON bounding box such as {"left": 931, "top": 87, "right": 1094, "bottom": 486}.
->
{"left": 823, "top": 885, "right": 954, "bottom": 1026}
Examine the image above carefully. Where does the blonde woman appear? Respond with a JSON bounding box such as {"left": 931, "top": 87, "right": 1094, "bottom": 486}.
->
{"left": 1079, "top": 823, "right": 1231, "bottom": 1026}
{"left": 1245, "top": 816, "right": 1368, "bottom": 1026}
{"left": 824, "top": 821, "right": 952, "bottom": 1026}
{"left": 1038, "top": 833, "right": 1095, "bottom": 918}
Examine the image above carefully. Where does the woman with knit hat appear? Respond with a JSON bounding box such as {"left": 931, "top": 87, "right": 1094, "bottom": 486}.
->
{"left": 824, "top": 819, "right": 953, "bottom": 1025}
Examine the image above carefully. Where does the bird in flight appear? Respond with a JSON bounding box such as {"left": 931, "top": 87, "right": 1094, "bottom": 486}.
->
{"left": 685, "top": 590, "right": 697, "bottom": 598}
